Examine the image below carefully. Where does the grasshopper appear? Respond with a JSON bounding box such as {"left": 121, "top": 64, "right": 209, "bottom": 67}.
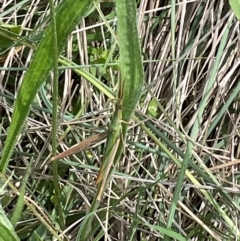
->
{"left": 51, "top": 78, "right": 125, "bottom": 201}
{"left": 95, "top": 78, "right": 125, "bottom": 200}
{"left": 78, "top": 79, "right": 127, "bottom": 240}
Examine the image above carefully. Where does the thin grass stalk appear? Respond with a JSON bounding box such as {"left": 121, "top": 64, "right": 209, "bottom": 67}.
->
{"left": 49, "top": 0, "right": 65, "bottom": 230}
{"left": 171, "top": 0, "right": 177, "bottom": 112}
{"left": 10, "top": 158, "right": 34, "bottom": 227}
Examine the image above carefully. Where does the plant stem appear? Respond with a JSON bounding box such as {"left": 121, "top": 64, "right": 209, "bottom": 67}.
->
{"left": 49, "top": 0, "right": 65, "bottom": 230}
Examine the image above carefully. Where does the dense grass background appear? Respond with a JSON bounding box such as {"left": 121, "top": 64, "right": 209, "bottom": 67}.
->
{"left": 1, "top": 0, "right": 240, "bottom": 240}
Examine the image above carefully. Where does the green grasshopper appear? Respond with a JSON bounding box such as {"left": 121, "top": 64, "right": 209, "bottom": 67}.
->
{"left": 51, "top": 78, "right": 125, "bottom": 201}
{"left": 95, "top": 77, "right": 125, "bottom": 200}
{"left": 77, "top": 79, "right": 126, "bottom": 241}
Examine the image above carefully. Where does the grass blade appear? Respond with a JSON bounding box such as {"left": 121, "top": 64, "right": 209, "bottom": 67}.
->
{"left": 48, "top": 0, "right": 65, "bottom": 230}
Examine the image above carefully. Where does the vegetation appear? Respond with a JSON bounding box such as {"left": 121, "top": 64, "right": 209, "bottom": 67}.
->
{"left": 0, "top": 0, "right": 240, "bottom": 240}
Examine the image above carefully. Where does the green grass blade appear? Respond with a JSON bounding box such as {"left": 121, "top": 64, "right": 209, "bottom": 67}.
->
{"left": 0, "top": 178, "right": 19, "bottom": 240}
{"left": 117, "top": 0, "right": 144, "bottom": 126}
{"left": 0, "top": 0, "right": 94, "bottom": 173}
{"left": 10, "top": 159, "right": 34, "bottom": 227}
{"left": 0, "top": 207, "right": 20, "bottom": 241}
{"left": 148, "top": 224, "right": 187, "bottom": 241}
{"left": 49, "top": 0, "right": 65, "bottom": 230}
